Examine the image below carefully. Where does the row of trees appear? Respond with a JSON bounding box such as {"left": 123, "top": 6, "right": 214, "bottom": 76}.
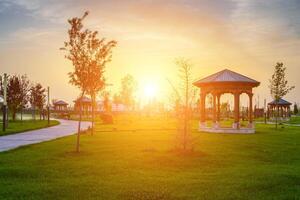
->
{"left": 0, "top": 74, "right": 46, "bottom": 120}
{"left": 100, "top": 74, "right": 138, "bottom": 113}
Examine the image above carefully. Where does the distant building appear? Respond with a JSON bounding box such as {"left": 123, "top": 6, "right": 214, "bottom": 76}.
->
{"left": 267, "top": 98, "right": 292, "bottom": 119}
{"left": 97, "top": 100, "right": 127, "bottom": 112}
{"left": 73, "top": 96, "right": 128, "bottom": 113}
{"left": 74, "top": 96, "right": 93, "bottom": 113}
{"left": 53, "top": 100, "right": 69, "bottom": 112}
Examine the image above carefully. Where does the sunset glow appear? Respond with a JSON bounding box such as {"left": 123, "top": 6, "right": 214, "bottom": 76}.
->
{"left": 0, "top": 0, "right": 299, "bottom": 105}
{"left": 144, "top": 83, "right": 158, "bottom": 99}
{"left": 1, "top": 1, "right": 300, "bottom": 199}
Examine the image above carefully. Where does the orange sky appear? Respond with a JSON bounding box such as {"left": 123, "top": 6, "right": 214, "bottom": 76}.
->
{"left": 0, "top": 0, "right": 299, "bottom": 107}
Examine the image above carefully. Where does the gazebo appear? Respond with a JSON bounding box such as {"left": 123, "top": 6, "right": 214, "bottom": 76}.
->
{"left": 74, "top": 96, "right": 93, "bottom": 113}
{"left": 193, "top": 69, "right": 260, "bottom": 134}
{"left": 53, "top": 100, "right": 69, "bottom": 112}
{"left": 267, "top": 98, "right": 291, "bottom": 120}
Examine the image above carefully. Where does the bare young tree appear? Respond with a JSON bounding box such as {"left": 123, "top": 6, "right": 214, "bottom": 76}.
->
{"left": 61, "top": 11, "right": 116, "bottom": 152}
{"left": 269, "top": 62, "right": 294, "bottom": 129}
{"left": 168, "top": 58, "right": 197, "bottom": 152}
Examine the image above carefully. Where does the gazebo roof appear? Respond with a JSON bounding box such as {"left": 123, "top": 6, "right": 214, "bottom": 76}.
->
{"left": 74, "top": 96, "right": 92, "bottom": 103}
{"left": 268, "top": 98, "right": 292, "bottom": 106}
{"left": 53, "top": 100, "right": 68, "bottom": 106}
{"left": 193, "top": 69, "right": 260, "bottom": 87}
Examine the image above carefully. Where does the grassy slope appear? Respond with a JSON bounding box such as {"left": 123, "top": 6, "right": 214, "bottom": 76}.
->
{"left": 0, "top": 115, "right": 299, "bottom": 200}
{"left": 0, "top": 120, "right": 60, "bottom": 136}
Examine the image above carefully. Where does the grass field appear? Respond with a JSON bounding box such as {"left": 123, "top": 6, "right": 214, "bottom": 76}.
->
{"left": 0, "top": 120, "right": 60, "bottom": 136}
{"left": 0, "top": 115, "right": 299, "bottom": 199}
{"left": 288, "top": 116, "right": 300, "bottom": 124}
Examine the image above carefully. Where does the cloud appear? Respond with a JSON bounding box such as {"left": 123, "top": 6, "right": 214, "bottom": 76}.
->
{"left": 230, "top": 0, "right": 300, "bottom": 58}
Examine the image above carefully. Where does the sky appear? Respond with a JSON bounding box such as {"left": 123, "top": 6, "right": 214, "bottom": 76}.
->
{"left": 0, "top": 0, "right": 300, "bottom": 107}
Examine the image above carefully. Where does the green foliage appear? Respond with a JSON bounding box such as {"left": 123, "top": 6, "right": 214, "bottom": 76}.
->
{"left": 30, "top": 83, "right": 46, "bottom": 111}
{"left": 269, "top": 62, "right": 294, "bottom": 128}
{"left": 0, "top": 116, "right": 300, "bottom": 199}
{"left": 6, "top": 75, "right": 30, "bottom": 120}
{"left": 7, "top": 75, "right": 22, "bottom": 120}
{"left": 269, "top": 62, "right": 294, "bottom": 101}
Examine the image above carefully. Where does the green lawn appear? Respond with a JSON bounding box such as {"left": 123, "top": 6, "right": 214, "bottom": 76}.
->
{"left": 0, "top": 120, "right": 60, "bottom": 136}
{"left": 287, "top": 116, "right": 300, "bottom": 124}
{"left": 0, "top": 115, "right": 299, "bottom": 199}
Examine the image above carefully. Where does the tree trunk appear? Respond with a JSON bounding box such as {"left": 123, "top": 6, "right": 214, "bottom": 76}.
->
{"left": 91, "top": 93, "right": 95, "bottom": 136}
{"left": 33, "top": 105, "right": 36, "bottom": 120}
{"left": 275, "top": 103, "right": 278, "bottom": 129}
{"left": 12, "top": 109, "right": 16, "bottom": 121}
{"left": 21, "top": 107, "right": 23, "bottom": 121}
{"left": 183, "top": 70, "right": 189, "bottom": 151}
{"left": 76, "top": 91, "right": 85, "bottom": 153}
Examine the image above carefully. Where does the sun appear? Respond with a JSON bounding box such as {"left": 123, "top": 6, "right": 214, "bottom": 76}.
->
{"left": 144, "top": 83, "right": 158, "bottom": 99}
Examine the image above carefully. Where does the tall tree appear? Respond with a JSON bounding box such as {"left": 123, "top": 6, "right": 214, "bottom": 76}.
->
{"left": 7, "top": 75, "right": 22, "bottom": 120}
{"left": 30, "top": 83, "right": 46, "bottom": 120}
{"left": 294, "top": 103, "right": 298, "bottom": 115}
{"left": 269, "top": 62, "right": 294, "bottom": 128}
{"left": 19, "top": 75, "right": 31, "bottom": 120}
{"left": 119, "top": 74, "right": 137, "bottom": 111}
{"left": 61, "top": 11, "right": 116, "bottom": 151}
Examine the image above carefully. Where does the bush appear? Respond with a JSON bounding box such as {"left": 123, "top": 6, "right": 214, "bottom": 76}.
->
{"left": 100, "top": 113, "right": 113, "bottom": 124}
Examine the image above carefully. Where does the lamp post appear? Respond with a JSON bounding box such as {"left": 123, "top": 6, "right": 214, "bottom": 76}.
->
{"left": 47, "top": 86, "right": 50, "bottom": 126}
{"left": 2, "top": 73, "right": 7, "bottom": 132}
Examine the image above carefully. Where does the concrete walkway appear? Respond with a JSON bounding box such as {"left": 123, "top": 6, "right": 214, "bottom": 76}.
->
{"left": 0, "top": 119, "right": 91, "bottom": 152}
{"left": 256, "top": 121, "right": 300, "bottom": 127}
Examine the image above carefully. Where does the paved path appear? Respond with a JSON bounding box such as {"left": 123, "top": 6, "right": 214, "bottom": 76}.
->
{"left": 256, "top": 121, "right": 300, "bottom": 127}
{"left": 0, "top": 119, "right": 91, "bottom": 152}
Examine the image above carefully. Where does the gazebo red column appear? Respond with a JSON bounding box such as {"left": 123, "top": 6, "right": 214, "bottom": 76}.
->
{"left": 200, "top": 92, "right": 206, "bottom": 128}
{"left": 233, "top": 92, "right": 240, "bottom": 129}
{"left": 216, "top": 94, "right": 221, "bottom": 126}
{"left": 248, "top": 93, "right": 253, "bottom": 128}
{"left": 212, "top": 93, "right": 217, "bottom": 128}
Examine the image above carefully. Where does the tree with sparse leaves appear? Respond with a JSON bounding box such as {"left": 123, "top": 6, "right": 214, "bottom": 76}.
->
{"left": 168, "top": 58, "right": 197, "bottom": 152}
{"left": 119, "top": 74, "right": 137, "bottom": 111}
{"left": 61, "top": 11, "right": 116, "bottom": 152}
{"left": 269, "top": 62, "right": 294, "bottom": 129}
